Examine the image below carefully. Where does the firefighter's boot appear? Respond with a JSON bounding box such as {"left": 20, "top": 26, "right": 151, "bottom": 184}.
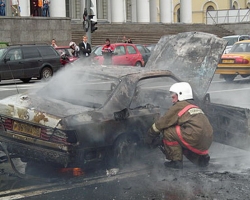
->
{"left": 198, "top": 154, "right": 210, "bottom": 167}
{"left": 164, "top": 160, "right": 183, "bottom": 169}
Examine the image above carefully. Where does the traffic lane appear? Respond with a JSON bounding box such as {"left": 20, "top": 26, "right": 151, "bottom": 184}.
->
{"left": 0, "top": 79, "right": 38, "bottom": 95}
{"left": 3, "top": 142, "right": 250, "bottom": 200}
{"left": 0, "top": 79, "right": 43, "bottom": 100}
{"left": 209, "top": 75, "right": 250, "bottom": 108}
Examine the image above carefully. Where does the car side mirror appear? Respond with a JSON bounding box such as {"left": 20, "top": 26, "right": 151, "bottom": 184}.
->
{"left": 114, "top": 108, "right": 129, "bottom": 121}
{"left": 4, "top": 57, "right": 10, "bottom": 63}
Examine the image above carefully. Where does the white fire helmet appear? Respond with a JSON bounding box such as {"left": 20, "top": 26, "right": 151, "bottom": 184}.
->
{"left": 169, "top": 82, "right": 193, "bottom": 101}
{"left": 69, "top": 42, "right": 75, "bottom": 47}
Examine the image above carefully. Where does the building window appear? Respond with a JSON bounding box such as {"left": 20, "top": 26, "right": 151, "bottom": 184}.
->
{"left": 207, "top": 6, "right": 215, "bottom": 11}
{"left": 177, "top": 8, "right": 180, "bottom": 22}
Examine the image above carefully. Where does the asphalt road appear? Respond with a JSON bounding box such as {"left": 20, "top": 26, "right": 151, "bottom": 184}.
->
{"left": 1, "top": 74, "right": 250, "bottom": 200}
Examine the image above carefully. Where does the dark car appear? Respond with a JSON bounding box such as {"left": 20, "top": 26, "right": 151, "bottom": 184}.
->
{"left": 0, "top": 32, "right": 249, "bottom": 171}
{"left": 0, "top": 44, "right": 62, "bottom": 83}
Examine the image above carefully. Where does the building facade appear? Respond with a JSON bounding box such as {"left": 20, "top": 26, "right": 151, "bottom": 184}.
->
{"left": 2, "top": 0, "right": 250, "bottom": 24}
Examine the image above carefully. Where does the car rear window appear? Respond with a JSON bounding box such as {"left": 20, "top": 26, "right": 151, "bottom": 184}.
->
{"left": 38, "top": 46, "right": 58, "bottom": 56}
{"left": 23, "top": 47, "right": 41, "bottom": 59}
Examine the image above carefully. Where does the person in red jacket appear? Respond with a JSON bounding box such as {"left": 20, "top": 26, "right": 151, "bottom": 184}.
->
{"left": 145, "top": 82, "right": 213, "bottom": 169}
{"left": 101, "top": 38, "right": 114, "bottom": 65}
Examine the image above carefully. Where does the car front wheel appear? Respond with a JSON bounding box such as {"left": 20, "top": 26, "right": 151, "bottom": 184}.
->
{"left": 40, "top": 67, "right": 53, "bottom": 80}
{"left": 112, "top": 133, "right": 139, "bottom": 168}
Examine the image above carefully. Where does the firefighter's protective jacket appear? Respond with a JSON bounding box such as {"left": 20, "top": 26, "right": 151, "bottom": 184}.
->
{"left": 153, "top": 100, "right": 213, "bottom": 154}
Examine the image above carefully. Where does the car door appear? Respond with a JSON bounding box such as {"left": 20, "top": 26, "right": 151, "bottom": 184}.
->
{"left": 22, "top": 46, "right": 42, "bottom": 78}
{"left": 0, "top": 48, "right": 24, "bottom": 80}
{"left": 121, "top": 45, "right": 140, "bottom": 66}
{"left": 112, "top": 45, "right": 129, "bottom": 65}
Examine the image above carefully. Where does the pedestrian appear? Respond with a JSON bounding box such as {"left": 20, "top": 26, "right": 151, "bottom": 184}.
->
{"left": 11, "top": 0, "right": 20, "bottom": 16}
{"left": 43, "top": 0, "right": 50, "bottom": 17}
{"left": 79, "top": 35, "right": 91, "bottom": 58}
{"left": 31, "top": 0, "right": 38, "bottom": 16}
{"left": 101, "top": 38, "right": 114, "bottom": 65}
{"left": 51, "top": 39, "right": 58, "bottom": 48}
{"left": 122, "top": 36, "right": 127, "bottom": 43}
{"left": 38, "top": 0, "right": 43, "bottom": 16}
{"left": 0, "top": 0, "right": 5, "bottom": 16}
{"left": 69, "top": 41, "right": 80, "bottom": 58}
{"left": 145, "top": 82, "right": 213, "bottom": 169}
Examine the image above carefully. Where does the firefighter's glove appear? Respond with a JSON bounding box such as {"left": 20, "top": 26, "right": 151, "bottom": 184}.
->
{"left": 144, "top": 134, "right": 155, "bottom": 146}
{"left": 144, "top": 126, "right": 160, "bottom": 149}
{"left": 151, "top": 136, "right": 162, "bottom": 149}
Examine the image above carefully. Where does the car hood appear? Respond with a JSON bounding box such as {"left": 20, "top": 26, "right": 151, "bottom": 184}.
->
{"left": 0, "top": 93, "right": 94, "bottom": 128}
{"left": 145, "top": 32, "right": 227, "bottom": 100}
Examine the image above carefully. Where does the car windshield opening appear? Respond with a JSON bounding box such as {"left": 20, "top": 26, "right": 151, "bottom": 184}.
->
{"left": 38, "top": 70, "right": 119, "bottom": 108}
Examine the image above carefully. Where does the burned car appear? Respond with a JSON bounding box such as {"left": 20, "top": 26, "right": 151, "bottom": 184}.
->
{"left": 0, "top": 66, "right": 183, "bottom": 168}
{"left": 0, "top": 32, "right": 250, "bottom": 169}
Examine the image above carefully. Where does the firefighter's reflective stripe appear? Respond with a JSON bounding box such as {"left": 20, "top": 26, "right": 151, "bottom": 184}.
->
{"left": 152, "top": 123, "right": 160, "bottom": 133}
{"left": 178, "top": 104, "right": 198, "bottom": 117}
{"left": 175, "top": 125, "right": 208, "bottom": 155}
{"left": 163, "top": 139, "right": 179, "bottom": 146}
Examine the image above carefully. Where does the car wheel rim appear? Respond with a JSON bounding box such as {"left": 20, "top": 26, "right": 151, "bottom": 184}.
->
{"left": 42, "top": 69, "right": 52, "bottom": 79}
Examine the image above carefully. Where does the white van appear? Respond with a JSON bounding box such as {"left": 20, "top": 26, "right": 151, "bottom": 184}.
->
{"left": 223, "top": 35, "right": 250, "bottom": 54}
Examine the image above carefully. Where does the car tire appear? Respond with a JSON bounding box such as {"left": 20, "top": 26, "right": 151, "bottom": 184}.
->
{"left": 223, "top": 74, "right": 236, "bottom": 82}
{"left": 135, "top": 61, "right": 143, "bottom": 67}
{"left": 20, "top": 78, "right": 31, "bottom": 83}
{"left": 112, "top": 133, "right": 139, "bottom": 168}
{"left": 40, "top": 67, "right": 53, "bottom": 80}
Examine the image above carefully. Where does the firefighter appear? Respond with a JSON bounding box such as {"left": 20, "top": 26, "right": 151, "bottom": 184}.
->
{"left": 145, "top": 82, "right": 213, "bottom": 169}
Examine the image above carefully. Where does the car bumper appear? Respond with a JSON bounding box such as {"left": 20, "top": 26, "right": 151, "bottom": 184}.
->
{"left": 0, "top": 133, "right": 74, "bottom": 167}
{"left": 216, "top": 66, "right": 250, "bottom": 74}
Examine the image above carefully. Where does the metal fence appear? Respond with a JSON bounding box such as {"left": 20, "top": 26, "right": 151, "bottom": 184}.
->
{"left": 207, "top": 9, "right": 250, "bottom": 24}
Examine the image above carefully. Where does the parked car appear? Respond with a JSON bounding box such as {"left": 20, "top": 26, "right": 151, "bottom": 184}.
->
{"left": 222, "top": 35, "right": 250, "bottom": 54}
{"left": 0, "top": 44, "right": 62, "bottom": 83}
{"left": 145, "top": 44, "right": 156, "bottom": 52}
{"left": 0, "top": 32, "right": 249, "bottom": 171}
{"left": 91, "top": 43, "right": 145, "bottom": 67}
{"left": 135, "top": 44, "right": 151, "bottom": 65}
{"left": 55, "top": 46, "right": 79, "bottom": 66}
{"left": 216, "top": 39, "right": 250, "bottom": 82}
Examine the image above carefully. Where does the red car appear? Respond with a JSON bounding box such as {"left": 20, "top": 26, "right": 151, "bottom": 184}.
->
{"left": 91, "top": 43, "right": 145, "bottom": 67}
{"left": 55, "top": 46, "right": 79, "bottom": 65}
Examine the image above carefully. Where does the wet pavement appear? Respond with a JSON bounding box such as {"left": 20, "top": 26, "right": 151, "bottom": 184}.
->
{"left": 1, "top": 142, "right": 250, "bottom": 199}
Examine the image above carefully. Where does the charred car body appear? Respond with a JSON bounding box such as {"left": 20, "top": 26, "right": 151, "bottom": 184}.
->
{"left": 0, "top": 32, "right": 249, "bottom": 169}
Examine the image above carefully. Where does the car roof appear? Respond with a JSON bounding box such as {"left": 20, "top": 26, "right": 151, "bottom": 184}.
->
{"left": 55, "top": 46, "right": 70, "bottom": 49}
{"left": 223, "top": 35, "right": 250, "bottom": 38}
{"left": 235, "top": 39, "right": 250, "bottom": 44}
